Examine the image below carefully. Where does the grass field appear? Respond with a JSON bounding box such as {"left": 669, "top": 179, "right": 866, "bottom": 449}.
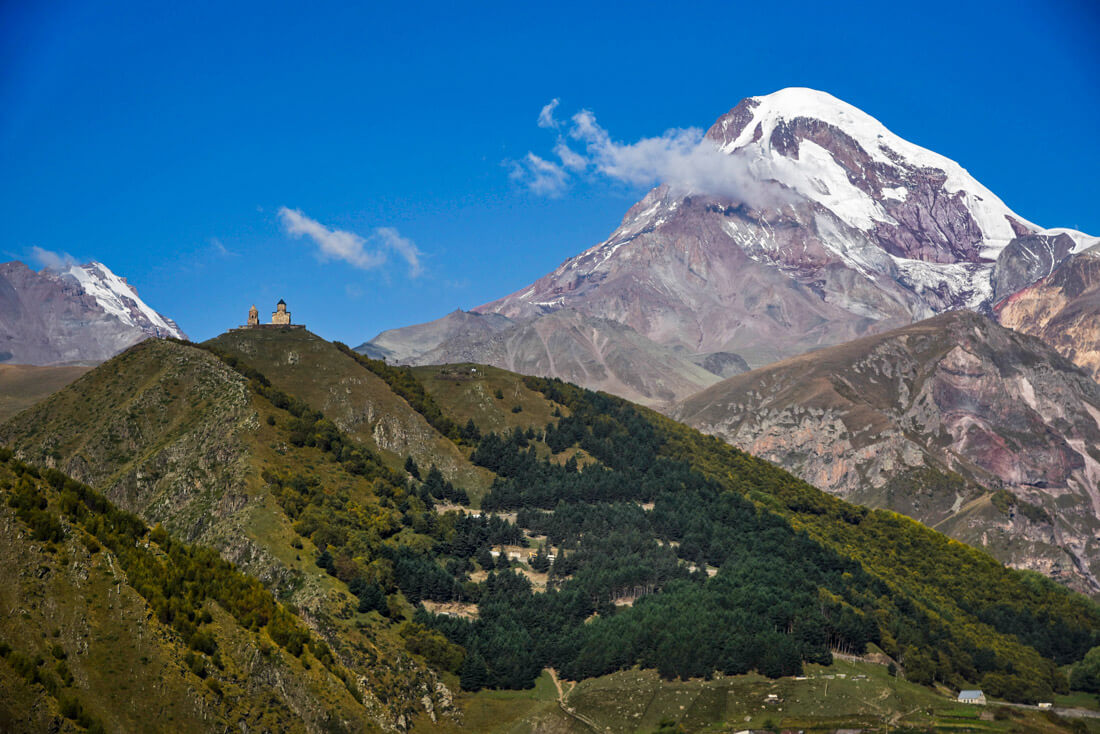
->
{"left": 1056, "top": 690, "right": 1100, "bottom": 711}
{"left": 427, "top": 660, "right": 1100, "bottom": 733}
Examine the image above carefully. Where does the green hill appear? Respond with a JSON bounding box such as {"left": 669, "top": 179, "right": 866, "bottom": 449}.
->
{"left": 2, "top": 327, "right": 1100, "bottom": 731}
{"left": 0, "top": 451, "right": 374, "bottom": 733}
{"left": 206, "top": 328, "right": 492, "bottom": 493}
{"left": 0, "top": 335, "right": 460, "bottom": 730}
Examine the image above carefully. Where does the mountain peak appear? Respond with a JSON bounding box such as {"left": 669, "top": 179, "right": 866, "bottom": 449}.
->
{"left": 0, "top": 258, "right": 185, "bottom": 366}
{"left": 705, "top": 87, "right": 1035, "bottom": 257}
{"left": 383, "top": 91, "right": 1091, "bottom": 399}
{"left": 62, "top": 261, "right": 184, "bottom": 340}
{"left": 708, "top": 87, "right": 878, "bottom": 142}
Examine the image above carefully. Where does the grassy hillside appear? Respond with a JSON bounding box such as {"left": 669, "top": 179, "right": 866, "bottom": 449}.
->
{"left": 423, "top": 661, "right": 1099, "bottom": 732}
{"left": 207, "top": 328, "right": 491, "bottom": 492}
{"left": 3, "top": 328, "right": 1100, "bottom": 732}
{"left": 0, "top": 337, "right": 463, "bottom": 730}
{"left": 414, "top": 372, "right": 1100, "bottom": 702}
{"left": 0, "top": 451, "right": 376, "bottom": 733}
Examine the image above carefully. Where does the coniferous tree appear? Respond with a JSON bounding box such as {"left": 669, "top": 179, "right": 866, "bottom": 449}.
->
{"left": 459, "top": 650, "right": 488, "bottom": 691}
{"left": 461, "top": 418, "right": 481, "bottom": 442}
{"left": 530, "top": 544, "right": 551, "bottom": 573}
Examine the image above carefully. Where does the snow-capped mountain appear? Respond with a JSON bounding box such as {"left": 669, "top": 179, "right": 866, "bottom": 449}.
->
{"left": 475, "top": 88, "right": 1094, "bottom": 366}
{"left": 365, "top": 88, "right": 1095, "bottom": 398}
{"left": 0, "top": 260, "right": 185, "bottom": 366}
{"left": 63, "top": 262, "right": 184, "bottom": 339}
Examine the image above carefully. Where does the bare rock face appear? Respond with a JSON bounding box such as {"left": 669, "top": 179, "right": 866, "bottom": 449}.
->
{"left": 367, "top": 309, "right": 515, "bottom": 364}
{"left": 368, "top": 308, "right": 721, "bottom": 407}
{"left": 990, "top": 232, "right": 1078, "bottom": 306}
{"left": 996, "top": 245, "right": 1100, "bottom": 384}
{"left": 672, "top": 311, "right": 1100, "bottom": 594}
{"left": 0, "top": 260, "right": 185, "bottom": 365}
{"left": 691, "top": 351, "right": 750, "bottom": 378}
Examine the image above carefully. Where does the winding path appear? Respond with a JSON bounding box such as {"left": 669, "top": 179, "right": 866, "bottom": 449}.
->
{"left": 548, "top": 668, "right": 601, "bottom": 732}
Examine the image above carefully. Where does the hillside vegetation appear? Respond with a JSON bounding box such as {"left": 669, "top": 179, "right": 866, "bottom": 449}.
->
{"left": 0, "top": 449, "right": 375, "bottom": 733}
{"left": 2, "top": 328, "right": 1100, "bottom": 731}
{"left": 413, "top": 376, "right": 1100, "bottom": 704}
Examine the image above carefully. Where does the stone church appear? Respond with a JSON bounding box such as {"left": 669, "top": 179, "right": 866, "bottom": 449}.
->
{"left": 272, "top": 299, "right": 291, "bottom": 325}
{"left": 239, "top": 299, "right": 304, "bottom": 329}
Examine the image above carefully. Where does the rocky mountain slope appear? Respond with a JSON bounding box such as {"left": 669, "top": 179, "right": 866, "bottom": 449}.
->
{"left": 367, "top": 308, "right": 725, "bottom": 406}
{"left": 364, "top": 309, "right": 515, "bottom": 362}
{"left": 673, "top": 311, "right": 1100, "bottom": 593}
{"left": 0, "top": 260, "right": 184, "bottom": 366}
{"left": 363, "top": 88, "right": 1095, "bottom": 404}
{"left": 996, "top": 243, "right": 1100, "bottom": 383}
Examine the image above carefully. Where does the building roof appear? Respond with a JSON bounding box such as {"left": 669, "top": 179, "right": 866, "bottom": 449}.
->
{"left": 277, "top": 298, "right": 286, "bottom": 305}
{"left": 958, "top": 690, "right": 984, "bottom": 698}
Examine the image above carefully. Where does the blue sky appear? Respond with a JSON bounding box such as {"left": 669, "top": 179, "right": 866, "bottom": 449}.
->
{"left": 2, "top": 0, "right": 1098, "bottom": 343}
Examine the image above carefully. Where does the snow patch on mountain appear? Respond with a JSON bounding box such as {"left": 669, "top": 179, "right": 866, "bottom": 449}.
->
{"left": 65, "top": 262, "right": 184, "bottom": 338}
{"left": 718, "top": 87, "right": 1035, "bottom": 257}
{"left": 1037, "top": 227, "right": 1100, "bottom": 255}
{"left": 889, "top": 256, "right": 993, "bottom": 310}
{"left": 751, "top": 139, "right": 894, "bottom": 231}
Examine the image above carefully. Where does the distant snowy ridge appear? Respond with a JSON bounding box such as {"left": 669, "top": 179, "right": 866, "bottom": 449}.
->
{"left": 0, "top": 259, "right": 186, "bottom": 366}
{"left": 63, "top": 262, "right": 185, "bottom": 339}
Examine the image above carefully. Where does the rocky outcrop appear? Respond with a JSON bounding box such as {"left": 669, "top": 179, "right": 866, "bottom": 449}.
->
{"left": 990, "top": 232, "right": 1078, "bottom": 306}
{"left": 996, "top": 245, "right": 1100, "bottom": 383}
{"left": 672, "top": 311, "right": 1100, "bottom": 593}
{"left": 0, "top": 260, "right": 185, "bottom": 366}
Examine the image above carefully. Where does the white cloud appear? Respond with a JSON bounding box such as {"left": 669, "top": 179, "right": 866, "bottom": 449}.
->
{"left": 29, "top": 246, "right": 77, "bottom": 270}
{"left": 537, "top": 98, "right": 560, "bottom": 129}
{"left": 375, "top": 226, "right": 423, "bottom": 277}
{"left": 278, "top": 207, "right": 424, "bottom": 277}
{"left": 509, "top": 153, "right": 569, "bottom": 197}
{"left": 279, "top": 207, "right": 385, "bottom": 270}
{"left": 554, "top": 140, "right": 587, "bottom": 171}
{"left": 210, "top": 237, "right": 239, "bottom": 257}
{"left": 516, "top": 101, "right": 790, "bottom": 209}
